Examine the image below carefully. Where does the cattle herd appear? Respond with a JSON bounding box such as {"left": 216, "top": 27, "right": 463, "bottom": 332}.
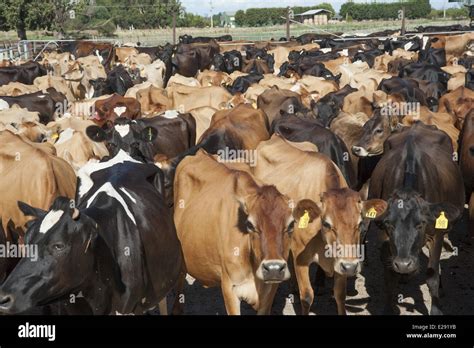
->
{"left": 0, "top": 27, "right": 472, "bottom": 316}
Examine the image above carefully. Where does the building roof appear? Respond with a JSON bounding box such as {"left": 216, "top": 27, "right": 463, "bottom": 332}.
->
{"left": 295, "top": 9, "right": 332, "bottom": 16}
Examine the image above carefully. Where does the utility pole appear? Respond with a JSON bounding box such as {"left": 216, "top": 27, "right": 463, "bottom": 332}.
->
{"left": 401, "top": 6, "right": 406, "bottom": 36}
{"left": 210, "top": 0, "right": 214, "bottom": 28}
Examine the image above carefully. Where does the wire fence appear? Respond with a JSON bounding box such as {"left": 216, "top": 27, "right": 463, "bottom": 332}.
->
{"left": 0, "top": 18, "right": 471, "bottom": 60}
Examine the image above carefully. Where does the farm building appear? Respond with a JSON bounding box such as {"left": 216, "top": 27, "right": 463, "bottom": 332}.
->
{"left": 220, "top": 11, "right": 237, "bottom": 28}
{"left": 294, "top": 9, "right": 332, "bottom": 25}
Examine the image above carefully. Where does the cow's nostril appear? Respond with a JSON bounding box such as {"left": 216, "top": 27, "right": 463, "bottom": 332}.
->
{"left": 0, "top": 294, "right": 13, "bottom": 309}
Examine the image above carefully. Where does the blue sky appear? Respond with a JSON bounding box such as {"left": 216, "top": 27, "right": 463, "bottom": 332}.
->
{"left": 181, "top": 0, "right": 464, "bottom": 16}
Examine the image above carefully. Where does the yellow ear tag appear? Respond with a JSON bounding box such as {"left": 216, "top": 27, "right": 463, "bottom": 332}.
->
{"left": 252, "top": 102, "right": 257, "bottom": 109}
{"left": 298, "top": 210, "right": 310, "bottom": 229}
{"left": 435, "top": 211, "right": 448, "bottom": 229}
{"left": 366, "top": 207, "right": 377, "bottom": 219}
{"left": 51, "top": 133, "right": 59, "bottom": 140}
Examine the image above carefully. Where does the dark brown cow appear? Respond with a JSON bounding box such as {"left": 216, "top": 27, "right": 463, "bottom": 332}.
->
{"left": 92, "top": 94, "right": 141, "bottom": 127}
{"left": 459, "top": 110, "right": 474, "bottom": 233}
{"left": 369, "top": 122, "right": 464, "bottom": 315}
{"left": 0, "top": 61, "right": 47, "bottom": 86}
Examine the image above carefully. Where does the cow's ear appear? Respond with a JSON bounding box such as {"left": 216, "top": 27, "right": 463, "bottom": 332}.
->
{"left": 293, "top": 199, "right": 321, "bottom": 225}
{"left": 140, "top": 126, "right": 158, "bottom": 142}
{"left": 86, "top": 125, "right": 107, "bottom": 142}
{"left": 17, "top": 201, "right": 47, "bottom": 218}
{"left": 428, "top": 202, "right": 462, "bottom": 231}
{"left": 362, "top": 199, "right": 388, "bottom": 220}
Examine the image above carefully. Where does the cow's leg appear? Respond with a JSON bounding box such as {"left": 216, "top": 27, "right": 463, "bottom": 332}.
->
{"left": 469, "top": 192, "right": 474, "bottom": 236}
{"left": 257, "top": 284, "right": 278, "bottom": 315}
{"left": 333, "top": 273, "right": 347, "bottom": 315}
{"left": 381, "top": 241, "right": 399, "bottom": 315}
{"left": 294, "top": 262, "right": 313, "bottom": 315}
{"left": 158, "top": 297, "right": 168, "bottom": 315}
{"left": 221, "top": 276, "right": 241, "bottom": 315}
{"left": 171, "top": 270, "right": 186, "bottom": 315}
{"left": 314, "top": 266, "right": 326, "bottom": 294}
{"left": 426, "top": 233, "right": 444, "bottom": 315}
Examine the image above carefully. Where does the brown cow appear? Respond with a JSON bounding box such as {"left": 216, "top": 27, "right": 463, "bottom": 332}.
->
{"left": 92, "top": 94, "right": 141, "bottom": 126}
{"left": 257, "top": 86, "right": 304, "bottom": 125}
{"left": 459, "top": 111, "right": 474, "bottom": 234}
{"left": 438, "top": 86, "right": 474, "bottom": 129}
{"left": 173, "top": 149, "right": 299, "bottom": 314}
{"left": 250, "top": 135, "right": 387, "bottom": 314}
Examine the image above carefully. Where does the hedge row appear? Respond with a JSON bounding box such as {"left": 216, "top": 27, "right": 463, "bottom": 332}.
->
{"left": 340, "top": 0, "right": 431, "bottom": 20}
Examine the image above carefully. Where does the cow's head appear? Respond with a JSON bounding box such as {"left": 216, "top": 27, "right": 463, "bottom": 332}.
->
{"left": 89, "top": 78, "right": 108, "bottom": 98}
{"left": 236, "top": 182, "right": 294, "bottom": 283}
{"left": 0, "top": 198, "right": 98, "bottom": 314}
{"left": 86, "top": 120, "right": 157, "bottom": 162}
{"left": 294, "top": 189, "right": 387, "bottom": 276}
{"left": 352, "top": 110, "right": 398, "bottom": 157}
{"left": 379, "top": 189, "right": 460, "bottom": 274}
{"left": 311, "top": 95, "right": 341, "bottom": 128}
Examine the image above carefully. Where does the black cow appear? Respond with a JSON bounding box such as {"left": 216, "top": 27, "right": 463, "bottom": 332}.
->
{"left": 212, "top": 50, "right": 243, "bottom": 73}
{"left": 311, "top": 85, "right": 357, "bottom": 127}
{"left": 179, "top": 34, "right": 232, "bottom": 44}
{"left": 0, "top": 153, "right": 184, "bottom": 314}
{"left": 368, "top": 123, "right": 464, "bottom": 315}
{"left": 466, "top": 69, "right": 474, "bottom": 91}
{"left": 90, "top": 65, "right": 134, "bottom": 97}
{"left": 353, "top": 49, "right": 384, "bottom": 68}
{"left": 0, "top": 61, "right": 47, "bottom": 86}
{"left": 0, "top": 88, "right": 66, "bottom": 124}
{"left": 173, "top": 41, "right": 219, "bottom": 77}
{"left": 226, "top": 74, "right": 263, "bottom": 94}
{"left": 399, "top": 62, "right": 451, "bottom": 87}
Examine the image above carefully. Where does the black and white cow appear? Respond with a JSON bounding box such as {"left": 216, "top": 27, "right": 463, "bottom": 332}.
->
{"left": 0, "top": 150, "right": 183, "bottom": 314}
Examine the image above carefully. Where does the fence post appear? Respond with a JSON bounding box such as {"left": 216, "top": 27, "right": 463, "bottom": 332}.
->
{"left": 401, "top": 6, "right": 406, "bottom": 36}
{"left": 286, "top": 7, "right": 291, "bottom": 41}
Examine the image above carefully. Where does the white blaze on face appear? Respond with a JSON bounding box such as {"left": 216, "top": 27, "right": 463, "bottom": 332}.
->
{"left": 404, "top": 42, "right": 414, "bottom": 51}
{"left": 320, "top": 48, "right": 332, "bottom": 53}
{"left": 39, "top": 210, "right": 64, "bottom": 234}
{"left": 162, "top": 110, "right": 179, "bottom": 119}
{"left": 114, "top": 106, "right": 127, "bottom": 116}
{"left": 55, "top": 127, "right": 74, "bottom": 145}
{"left": 115, "top": 124, "right": 130, "bottom": 137}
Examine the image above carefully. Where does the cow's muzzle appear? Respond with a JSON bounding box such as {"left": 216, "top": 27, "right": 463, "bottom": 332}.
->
{"left": 392, "top": 257, "right": 417, "bottom": 274}
{"left": 352, "top": 145, "right": 369, "bottom": 157}
{"left": 258, "top": 260, "right": 290, "bottom": 283}
{"left": 339, "top": 260, "right": 359, "bottom": 277}
{"left": 0, "top": 292, "right": 13, "bottom": 312}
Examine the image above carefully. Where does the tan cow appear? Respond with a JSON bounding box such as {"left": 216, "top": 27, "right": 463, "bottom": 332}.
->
{"left": 34, "top": 75, "right": 75, "bottom": 102}
{"left": 438, "top": 86, "right": 474, "bottom": 129}
{"left": 250, "top": 135, "right": 387, "bottom": 315}
{"left": 197, "top": 70, "right": 232, "bottom": 87}
{"left": 0, "top": 82, "right": 39, "bottom": 96}
{"left": 167, "top": 85, "right": 232, "bottom": 113}
{"left": 0, "top": 131, "right": 76, "bottom": 232}
{"left": 173, "top": 149, "right": 296, "bottom": 315}
{"left": 115, "top": 47, "right": 139, "bottom": 63}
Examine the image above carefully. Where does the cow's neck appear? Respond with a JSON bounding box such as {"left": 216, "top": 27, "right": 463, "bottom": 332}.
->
{"left": 82, "top": 236, "right": 121, "bottom": 315}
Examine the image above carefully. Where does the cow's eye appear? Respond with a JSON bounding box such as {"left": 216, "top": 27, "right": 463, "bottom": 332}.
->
{"left": 286, "top": 221, "right": 295, "bottom": 234}
{"left": 322, "top": 221, "right": 331, "bottom": 229}
{"left": 52, "top": 243, "right": 65, "bottom": 251}
{"left": 375, "top": 128, "right": 384, "bottom": 134}
{"left": 246, "top": 221, "right": 256, "bottom": 232}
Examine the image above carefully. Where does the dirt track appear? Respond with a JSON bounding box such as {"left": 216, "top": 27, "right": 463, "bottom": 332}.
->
{"left": 171, "top": 211, "right": 473, "bottom": 315}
